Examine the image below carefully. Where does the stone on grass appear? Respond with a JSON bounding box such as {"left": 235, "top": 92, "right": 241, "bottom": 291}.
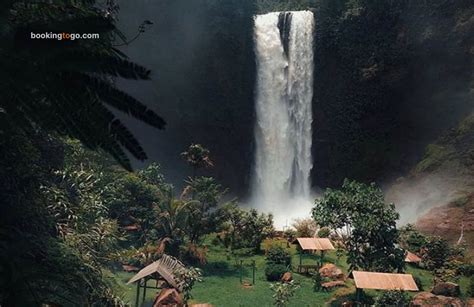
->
{"left": 281, "top": 272, "right": 293, "bottom": 283}
{"left": 431, "top": 282, "right": 460, "bottom": 297}
{"left": 410, "top": 292, "right": 463, "bottom": 307}
{"left": 319, "top": 263, "right": 344, "bottom": 280}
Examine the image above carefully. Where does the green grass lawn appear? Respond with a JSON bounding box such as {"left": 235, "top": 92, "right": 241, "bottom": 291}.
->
{"left": 115, "top": 237, "right": 471, "bottom": 307}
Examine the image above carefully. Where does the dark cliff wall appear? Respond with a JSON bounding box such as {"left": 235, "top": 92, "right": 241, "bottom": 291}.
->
{"left": 116, "top": 0, "right": 256, "bottom": 195}
{"left": 312, "top": 0, "right": 473, "bottom": 187}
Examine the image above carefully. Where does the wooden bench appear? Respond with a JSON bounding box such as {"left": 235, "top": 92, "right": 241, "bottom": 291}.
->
{"left": 297, "top": 264, "right": 319, "bottom": 274}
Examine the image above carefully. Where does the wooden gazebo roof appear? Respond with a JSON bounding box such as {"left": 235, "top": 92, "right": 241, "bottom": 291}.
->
{"left": 127, "top": 254, "right": 186, "bottom": 291}
{"left": 296, "top": 238, "right": 335, "bottom": 251}
{"left": 351, "top": 271, "right": 418, "bottom": 291}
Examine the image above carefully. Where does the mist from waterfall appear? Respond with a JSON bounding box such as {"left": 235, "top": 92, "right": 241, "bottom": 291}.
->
{"left": 252, "top": 11, "right": 315, "bottom": 228}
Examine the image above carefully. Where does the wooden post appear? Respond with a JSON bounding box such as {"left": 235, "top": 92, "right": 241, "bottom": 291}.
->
{"left": 142, "top": 278, "right": 147, "bottom": 305}
{"left": 356, "top": 288, "right": 362, "bottom": 305}
{"left": 239, "top": 260, "right": 243, "bottom": 284}
{"left": 252, "top": 260, "right": 256, "bottom": 285}
{"left": 135, "top": 280, "right": 141, "bottom": 307}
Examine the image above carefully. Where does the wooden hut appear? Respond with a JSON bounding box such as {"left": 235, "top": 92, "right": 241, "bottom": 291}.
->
{"left": 127, "top": 254, "right": 186, "bottom": 307}
{"left": 295, "top": 238, "right": 335, "bottom": 273}
{"left": 351, "top": 270, "right": 418, "bottom": 301}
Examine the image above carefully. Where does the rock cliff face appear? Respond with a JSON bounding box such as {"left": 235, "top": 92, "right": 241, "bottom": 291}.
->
{"left": 312, "top": 0, "right": 474, "bottom": 187}
{"left": 387, "top": 114, "right": 474, "bottom": 252}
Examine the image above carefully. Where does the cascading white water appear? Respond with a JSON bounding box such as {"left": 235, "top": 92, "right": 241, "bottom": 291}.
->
{"left": 252, "top": 11, "right": 314, "bottom": 227}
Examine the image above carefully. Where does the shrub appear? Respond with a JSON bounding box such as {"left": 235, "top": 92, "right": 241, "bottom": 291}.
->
{"left": 317, "top": 227, "right": 331, "bottom": 238}
{"left": 265, "top": 264, "right": 287, "bottom": 281}
{"left": 413, "top": 276, "right": 424, "bottom": 291}
{"left": 270, "top": 280, "right": 299, "bottom": 307}
{"left": 468, "top": 275, "right": 474, "bottom": 297}
{"left": 374, "top": 290, "right": 409, "bottom": 307}
{"left": 458, "top": 263, "right": 474, "bottom": 276}
{"left": 211, "top": 235, "right": 221, "bottom": 246}
{"left": 312, "top": 271, "right": 322, "bottom": 292}
{"left": 267, "top": 245, "right": 292, "bottom": 267}
{"left": 180, "top": 244, "right": 208, "bottom": 265}
{"left": 421, "top": 236, "right": 450, "bottom": 270}
{"left": 398, "top": 224, "right": 428, "bottom": 253}
{"left": 292, "top": 218, "right": 318, "bottom": 237}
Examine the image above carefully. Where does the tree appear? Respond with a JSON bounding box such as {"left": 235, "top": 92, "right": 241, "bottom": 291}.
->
{"left": 399, "top": 224, "right": 428, "bottom": 254}
{"left": 420, "top": 236, "right": 451, "bottom": 271}
{"left": 312, "top": 179, "right": 405, "bottom": 272}
{"left": 0, "top": 0, "right": 165, "bottom": 170}
{"left": 0, "top": 127, "right": 126, "bottom": 305}
{"left": 155, "top": 190, "right": 196, "bottom": 256}
{"left": 218, "top": 203, "right": 274, "bottom": 252}
{"left": 107, "top": 172, "right": 163, "bottom": 244}
{"left": 180, "top": 144, "right": 214, "bottom": 177}
{"left": 182, "top": 176, "right": 227, "bottom": 243}
{"left": 292, "top": 218, "right": 318, "bottom": 237}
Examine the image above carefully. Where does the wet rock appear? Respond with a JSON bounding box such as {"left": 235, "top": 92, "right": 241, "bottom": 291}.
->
{"left": 410, "top": 292, "right": 463, "bottom": 307}
{"left": 431, "top": 282, "right": 460, "bottom": 297}
{"left": 319, "top": 263, "right": 345, "bottom": 280}
{"left": 281, "top": 272, "right": 293, "bottom": 282}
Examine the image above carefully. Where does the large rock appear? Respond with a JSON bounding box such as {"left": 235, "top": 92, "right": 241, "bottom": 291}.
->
{"left": 410, "top": 292, "right": 464, "bottom": 307}
{"left": 319, "top": 263, "right": 345, "bottom": 280}
{"left": 281, "top": 272, "right": 293, "bottom": 283}
{"left": 431, "top": 282, "right": 461, "bottom": 297}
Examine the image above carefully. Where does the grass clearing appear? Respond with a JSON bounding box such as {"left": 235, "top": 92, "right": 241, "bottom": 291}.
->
{"left": 114, "top": 237, "right": 472, "bottom": 306}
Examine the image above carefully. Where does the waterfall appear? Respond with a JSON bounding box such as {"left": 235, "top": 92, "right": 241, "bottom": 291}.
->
{"left": 252, "top": 11, "right": 315, "bottom": 227}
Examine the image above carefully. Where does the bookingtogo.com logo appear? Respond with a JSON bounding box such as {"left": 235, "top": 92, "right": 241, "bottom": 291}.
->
{"left": 30, "top": 32, "right": 100, "bottom": 40}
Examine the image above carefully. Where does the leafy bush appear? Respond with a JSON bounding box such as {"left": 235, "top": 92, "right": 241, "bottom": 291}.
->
{"left": 270, "top": 280, "right": 300, "bottom": 307}
{"left": 458, "top": 263, "right": 474, "bottom": 276}
{"left": 267, "top": 245, "right": 292, "bottom": 267}
{"left": 414, "top": 276, "right": 424, "bottom": 291}
{"left": 468, "top": 275, "right": 474, "bottom": 297}
{"left": 317, "top": 227, "right": 331, "bottom": 238}
{"left": 374, "top": 290, "right": 409, "bottom": 307}
{"left": 312, "top": 271, "right": 322, "bottom": 292}
{"left": 398, "top": 224, "right": 428, "bottom": 253}
{"left": 292, "top": 218, "right": 318, "bottom": 238}
{"left": 265, "top": 264, "right": 288, "bottom": 281}
{"left": 421, "top": 236, "right": 450, "bottom": 270}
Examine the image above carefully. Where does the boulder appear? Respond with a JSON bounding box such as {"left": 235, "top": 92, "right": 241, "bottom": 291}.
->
{"left": 410, "top": 292, "right": 463, "bottom": 307}
{"left": 431, "top": 282, "right": 461, "bottom": 297}
{"left": 319, "top": 263, "right": 344, "bottom": 280}
{"left": 281, "top": 272, "right": 293, "bottom": 283}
